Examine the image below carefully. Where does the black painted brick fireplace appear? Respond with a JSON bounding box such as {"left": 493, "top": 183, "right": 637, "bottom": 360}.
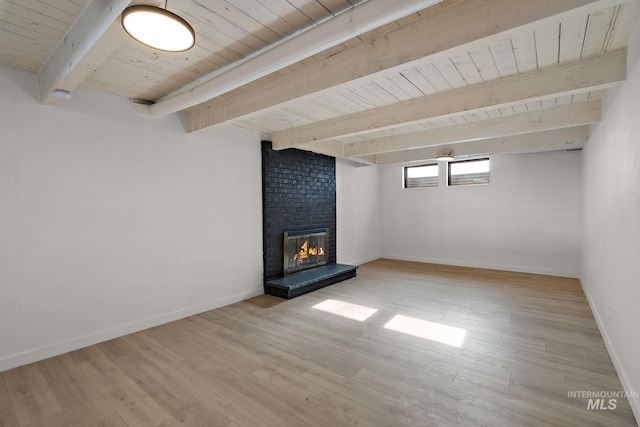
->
{"left": 261, "top": 141, "right": 355, "bottom": 298}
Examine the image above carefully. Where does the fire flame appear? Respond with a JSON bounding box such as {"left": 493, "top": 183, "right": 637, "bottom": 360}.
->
{"left": 294, "top": 240, "right": 324, "bottom": 263}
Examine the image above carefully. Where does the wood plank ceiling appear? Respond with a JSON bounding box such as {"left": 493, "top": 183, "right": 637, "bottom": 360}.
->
{"left": 1, "top": 0, "right": 639, "bottom": 165}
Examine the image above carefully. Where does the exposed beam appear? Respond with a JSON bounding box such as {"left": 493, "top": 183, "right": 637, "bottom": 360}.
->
{"left": 37, "top": 0, "right": 129, "bottom": 106}
{"left": 144, "top": 0, "right": 446, "bottom": 116}
{"left": 271, "top": 49, "right": 625, "bottom": 149}
{"left": 359, "top": 127, "right": 589, "bottom": 165}
{"left": 293, "top": 140, "right": 345, "bottom": 159}
{"left": 187, "top": 0, "right": 626, "bottom": 133}
{"left": 343, "top": 100, "right": 601, "bottom": 157}
{"left": 271, "top": 140, "right": 382, "bottom": 164}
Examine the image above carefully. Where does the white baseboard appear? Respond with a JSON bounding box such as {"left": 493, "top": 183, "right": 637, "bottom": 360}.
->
{"left": 338, "top": 255, "right": 381, "bottom": 267}
{"left": 0, "top": 287, "right": 263, "bottom": 373}
{"left": 580, "top": 279, "right": 640, "bottom": 424}
{"left": 381, "top": 253, "right": 579, "bottom": 278}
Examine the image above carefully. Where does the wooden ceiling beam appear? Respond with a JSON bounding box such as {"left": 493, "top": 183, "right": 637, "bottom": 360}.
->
{"left": 343, "top": 100, "right": 601, "bottom": 157}
{"left": 293, "top": 140, "right": 345, "bottom": 158}
{"left": 359, "top": 127, "right": 589, "bottom": 165}
{"left": 37, "top": 0, "right": 129, "bottom": 106}
{"left": 187, "top": 0, "right": 627, "bottom": 133}
{"left": 271, "top": 48, "right": 625, "bottom": 149}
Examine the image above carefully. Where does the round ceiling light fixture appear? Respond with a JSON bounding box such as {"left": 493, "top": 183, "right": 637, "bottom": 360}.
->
{"left": 122, "top": 5, "right": 195, "bottom": 52}
{"left": 435, "top": 152, "right": 454, "bottom": 161}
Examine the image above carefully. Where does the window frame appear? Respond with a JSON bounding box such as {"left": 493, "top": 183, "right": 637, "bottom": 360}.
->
{"left": 447, "top": 157, "right": 490, "bottom": 187}
{"left": 403, "top": 163, "right": 439, "bottom": 189}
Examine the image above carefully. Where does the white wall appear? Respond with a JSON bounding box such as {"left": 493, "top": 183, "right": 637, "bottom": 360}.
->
{"left": 380, "top": 152, "right": 582, "bottom": 277}
{"left": 0, "top": 66, "right": 264, "bottom": 371}
{"left": 336, "top": 159, "right": 382, "bottom": 265}
{"left": 581, "top": 22, "right": 640, "bottom": 420}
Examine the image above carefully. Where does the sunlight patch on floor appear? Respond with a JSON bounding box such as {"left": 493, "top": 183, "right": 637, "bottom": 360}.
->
{"left": 312, "top": 299, "right": 378, "bottom": 322}
{"left": 384, "top": 314, "right": 467, "bottom": 347}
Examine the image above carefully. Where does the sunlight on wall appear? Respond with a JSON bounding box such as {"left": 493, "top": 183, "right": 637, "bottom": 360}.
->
{"left": 384, "top": 314, "right": 467, "bottom": 348}
{"left": 312, "top": 299, "right": 378, "bottom": 322}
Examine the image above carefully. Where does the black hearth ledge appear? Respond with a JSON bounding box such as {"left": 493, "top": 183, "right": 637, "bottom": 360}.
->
{"left": 264, "top": 263, "right": 357, "bottom": 299}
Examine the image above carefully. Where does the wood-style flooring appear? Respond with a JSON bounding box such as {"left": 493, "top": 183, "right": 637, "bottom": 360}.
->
{"left": 1, "top": 259, "right": 637, "bottom": 426}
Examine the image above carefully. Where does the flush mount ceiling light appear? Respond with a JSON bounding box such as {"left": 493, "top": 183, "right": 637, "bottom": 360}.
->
{"left": 435, "top": 151, "right": 455, "bottom": 161}
{"left": 121, "top": 4, "right": 195, "bottom": 52}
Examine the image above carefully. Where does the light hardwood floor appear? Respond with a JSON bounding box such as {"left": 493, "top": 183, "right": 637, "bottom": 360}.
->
{"left": 0, "top": 259, "right": 637, "bottom": 426}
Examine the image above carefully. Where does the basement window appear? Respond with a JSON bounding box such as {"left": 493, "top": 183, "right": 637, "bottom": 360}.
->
{"left": 404, "top": 164, "right": 438, "bottom": 188}
{"left": 448, "top": 158, "right": 490, "bottom": 186}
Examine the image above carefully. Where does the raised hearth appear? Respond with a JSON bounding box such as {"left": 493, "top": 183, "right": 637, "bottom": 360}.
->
{"left": 265, "top": 263, "right": 357, "bottom": 299}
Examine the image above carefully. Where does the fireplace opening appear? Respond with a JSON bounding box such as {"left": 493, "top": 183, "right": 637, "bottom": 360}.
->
{"left": 284, "top": 228, "right": 328, "bottom": 275}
